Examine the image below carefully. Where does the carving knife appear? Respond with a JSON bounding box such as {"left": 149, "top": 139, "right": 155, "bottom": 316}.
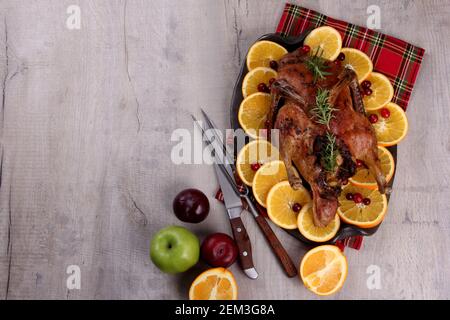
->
{"left": 214, "top": 162, "right": 259, "bottom": 279}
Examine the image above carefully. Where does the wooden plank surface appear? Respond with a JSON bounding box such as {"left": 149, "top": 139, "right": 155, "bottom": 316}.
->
{"left": 0, "top": 0, "right": 449, "bottom": 299}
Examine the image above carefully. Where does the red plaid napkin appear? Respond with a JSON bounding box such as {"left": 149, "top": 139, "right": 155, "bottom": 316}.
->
{"left": 277, "top": 3, "right": 425, "bottom": 110}
{"left": 217, "top": 3, "right": 425, "bottom": 251}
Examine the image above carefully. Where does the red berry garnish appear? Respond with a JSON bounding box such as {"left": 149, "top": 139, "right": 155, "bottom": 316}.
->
{"left": 257, "top": 83, "right": 269, "bottom": 93}
{"left": 337, "top": 52, "right": 346, "bottom": 61}
{"left": 334, "top": 60, "right": 341, "bottom": 66}
{"left": 380, "top": 108, "right": 391, "bottom": 118}
{"left": 269, "top": 60, "right": 278, "bottom": 71}
{"left": 361, "top": 80, "right": 372, "bottom": 89}
{"left": 363, "top": 198, "right": 371, "bottom": 206}
{"left": 368, "top": 114, "right": 379, "bottom": 124}
{"left": 301, "top": 45, "right": 311, "bottom": 54}
{"left": 250, "top": 163, "right": 261, "bottom": 171}
{"left": 292, "top": 203, "right": 302, "bottom": 213}
{"left": 356, "top": 159, "right": 364, "bottom": 168}
{"left": 345, "top": 193, "right": 354, "bottom": 201}
{"left": 364, "top": 88, "right": 373, "bottom": 96}
{"left": 353, "top": 193, "right": 363, "bottom": 204}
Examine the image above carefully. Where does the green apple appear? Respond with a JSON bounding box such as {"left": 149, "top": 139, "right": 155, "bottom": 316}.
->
{"left": 150, "top": 226, "right": 200, "bottom": 274}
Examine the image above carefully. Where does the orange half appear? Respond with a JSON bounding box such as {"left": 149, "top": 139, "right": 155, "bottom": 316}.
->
{"left": 189, "top": 268, "right": 238, "bottom": 300}
{"left": 300, "top": 245, "right": 348, "bottom": 296}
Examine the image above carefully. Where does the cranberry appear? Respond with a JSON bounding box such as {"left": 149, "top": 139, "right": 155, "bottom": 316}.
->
{"left": 364, "top": 88, "right": 373, "bottom": 96}
{"left": 269, "top": 60, "right": 278, "bottom": 71}
{"left": 368, "top": 114, "right": 379, "bottom": 124}
{"left": 334, "top": 60, "right": 341, "bottom": 66}
{"left": 292, "top": 203, "right": 302, "bottom": 213}
{"left": 356, "top": 159, "right": 365, "bottom": 168}
{"left": 361, "top": 80, "right": 372, "bottom": 89}
{"left": 345, "top": 193, "right": 354, "bottom": 201}
{"left": 353, "top": 193, "right": 363, "bottom": 204}
{"left": 250, "top": 163, "right": 261, "bottom": 171}
{"left": 301, "top": 45, "right": 311, "bottom": 54}
{"left": 257, "top": 83, "right": 269, "bottom": 93}
{"left": 337, "top": 52, "right": 346, "bottom": 61}
{"left": 380, "top": 108, "right": 391, "bottom": 118}
{"left": 363, "top": 198, "right": 371, "bottom": 206}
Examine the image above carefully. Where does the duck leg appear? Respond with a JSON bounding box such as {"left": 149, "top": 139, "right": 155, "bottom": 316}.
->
{"left": 278, "top": 132, "right": 303, "bottom": 190}
{"left": 360, "top": 150, "right": 389, "bottom": 194}
{"left": 267, "top": 79, "right": 309, "bottom": 138}
{"left": 331, "top": 68, "right": 388, "bottom": 193}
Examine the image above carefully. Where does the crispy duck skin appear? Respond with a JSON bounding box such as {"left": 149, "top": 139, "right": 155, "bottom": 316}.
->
{"left": 267, "top": 48, "right": 387, "bottom": 227}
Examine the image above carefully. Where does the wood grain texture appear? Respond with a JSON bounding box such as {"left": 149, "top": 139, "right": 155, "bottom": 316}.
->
{"left": 0, "top": 0, "right": 449, "bottom": 299}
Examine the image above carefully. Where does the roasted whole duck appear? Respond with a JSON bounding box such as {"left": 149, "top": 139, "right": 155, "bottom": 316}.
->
{"left": 266, "top": 48, "right": 388, "bottom": 228}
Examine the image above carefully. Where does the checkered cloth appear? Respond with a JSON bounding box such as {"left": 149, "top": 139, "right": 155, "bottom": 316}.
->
{"left": 217, "top": 3, "right": 425, "bottom": 251}
{"left": 277, "top": 3, "right": 425, "bottom": 110}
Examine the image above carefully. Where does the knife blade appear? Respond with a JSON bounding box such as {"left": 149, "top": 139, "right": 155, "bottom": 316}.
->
{"left": 214, "top": 163, "right": 258, "bottom": 279}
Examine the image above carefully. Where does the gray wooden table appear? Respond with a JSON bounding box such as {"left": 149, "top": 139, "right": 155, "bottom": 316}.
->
{"left": 0, "top": 0, "right": 449, "bottom": 300}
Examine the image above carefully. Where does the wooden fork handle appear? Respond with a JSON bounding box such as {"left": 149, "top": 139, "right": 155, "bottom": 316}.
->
{"left": 254, "top": 215, "right": 298, "bottom": 278}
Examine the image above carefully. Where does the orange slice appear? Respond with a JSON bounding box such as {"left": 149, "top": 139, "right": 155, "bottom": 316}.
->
{"left": 303, "top": 26, "right": 343, "bottom": 61}
{"left": 297, "top": 203, "right": 340, "bottom": 242}
{"left": 238, "top": 92, "right": 272, "bottom": 139}
{"left": 252, "top": 160, "right": 288, "bottom": 208}
{"left": 242, "top": 67, "right": 277, "bottom": 98}
{"left": 363, "top": 72, "right": 394, "bottom": 111}
{"left": 340, "top": 48, "right": 373, "bottom": 83}
{"left": 236, "top": 140, "right": 279, "bottom": 186}
{"left": 349, "top": 146, "right": 395, "bottom": 189}
{"left": 189, "top": 268, "right": 238, "bottom": 300}
{"left": 338, "top": 184, "right": 388, "bottom": 228}
{"left": 300, "top": 245, "right": 348, "bottom": 296}
{"left": 266, "top": 181, "right": 311, "bottom": 229}
{"left": 246, "top": 40, "right": 288, "bottom": 71}
{"left": 370, "top": 102, "right": 409, "bottom": 146}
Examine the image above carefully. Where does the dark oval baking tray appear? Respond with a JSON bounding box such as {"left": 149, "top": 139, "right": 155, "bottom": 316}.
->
{"left": 230, "top": 32, "right": 396, "bottom": 245}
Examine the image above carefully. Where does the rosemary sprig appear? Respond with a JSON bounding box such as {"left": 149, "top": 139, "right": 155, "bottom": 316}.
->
{"left": 321, "top": 132, "right": 338, "bottom": 172}
{"left": 311, "top": 88, "right": 336, "bottom": 128}
{"left": 305, "top": 47, "right": 333, "bottom": 83}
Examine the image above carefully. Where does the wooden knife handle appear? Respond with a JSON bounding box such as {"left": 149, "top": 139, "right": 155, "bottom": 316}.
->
{"left": 254, "top": 215, "right": 298, "bottom": 278}
{"left": 229, "top": 217, "right": 255, "bottom": 271}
